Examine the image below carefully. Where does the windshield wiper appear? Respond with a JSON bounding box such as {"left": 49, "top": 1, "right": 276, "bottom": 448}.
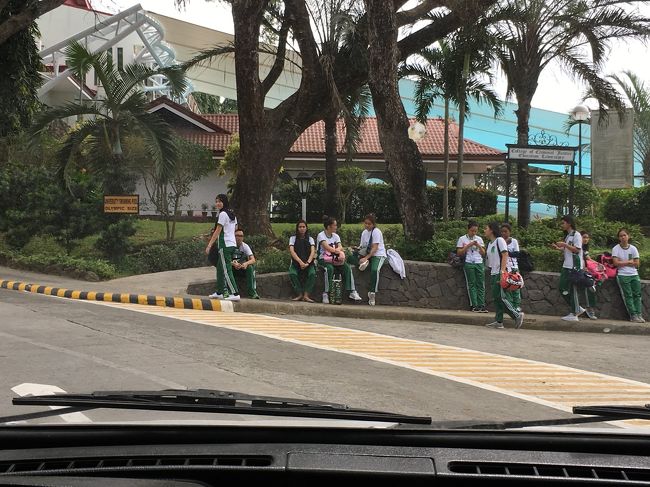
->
{"left": 455, "top": 404, "right": 650, "bottom": 430}
{"left": 7, "top": 389, "right": 432, "bottom": 425}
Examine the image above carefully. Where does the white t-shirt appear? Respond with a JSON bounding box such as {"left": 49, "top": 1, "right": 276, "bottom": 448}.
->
{"left": 317, "top": 231, "right": 341, "bottom": 258}
{"left": 289, "top": 235, "right": 315, "bottom": 247}
{"left": 456, "top": 234, "right": 485, "bottom": 264}
{"left": 486, "top": 237, "right": 508, "bottom": 275}
{"left": 563, "top": 231, "right": 583, "bottom": 269}
{"left": 612, "top": 244, "right": 640, "bottom": 276}
{"left": 238, "top": 242, "right": 253, "bottom": 258}
{"left": 217, "top": 211, "right": 237, "bottom": 247}
{"left": 506, "top": 237, "right": 519, "bottom": 270}
{"left": 359, "top": 228, "right": 386, "bottom": 258}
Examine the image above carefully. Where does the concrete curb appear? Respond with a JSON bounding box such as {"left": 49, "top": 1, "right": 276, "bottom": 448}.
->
{"left": 0, "top": 279, "right": 232, "bottom": 312}
{"left": 230, "top": 298, "right": 650, "bottom": 336}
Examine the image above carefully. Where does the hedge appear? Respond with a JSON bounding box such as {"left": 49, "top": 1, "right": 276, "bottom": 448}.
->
{"left": 602, "top": 186, "right": 650, "bottom": 226}
{"left": 0, "top": 249, "right": 116, "bottom": 280}
{"left": 273, "top": 180, "right": 497, "bottom": 223}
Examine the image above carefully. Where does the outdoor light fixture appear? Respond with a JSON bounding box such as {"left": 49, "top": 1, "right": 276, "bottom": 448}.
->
{"left": 570, "top": 104, "right": 590, "bottom": 179}
{"left": 295, "top": 172, "right": 312, "bottom": 220}
{"left": 408, "top": 122, "right": 427, "bottom": 141}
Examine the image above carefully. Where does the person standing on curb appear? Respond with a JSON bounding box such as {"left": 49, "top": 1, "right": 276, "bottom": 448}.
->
{"left": 500, "top": 223, "right": 522, "bottom": 313}
{"left": 552, "top": 215, "right": 584, "bottom": 321}
{"left": 485, "top": 221, "right": 525, "bottom": 329}
{"left": 288, "top": 219, "right": 316, "bottom": 302}
{"left": 317, "top": 215, "right": 362, "bottom": 304}
{"left": 232, "top": 228, "right": 260, "bottom": 299}
{"left": 456, "top": 221, "right": 487, "bottom": 313}
{"left": 205, "top": 194, "right": 240, "bottom": 301}
{"left": 580, "top": 230, "right": 598, "bottom": 320}
{"left": 612, "top": 228, "right": 645, "bottom": 323}
{"left": 348, "top": 213, "right": 387, "bottom": 306}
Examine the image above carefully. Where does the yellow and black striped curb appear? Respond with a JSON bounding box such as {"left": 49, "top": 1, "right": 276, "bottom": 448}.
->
{"left": 0, "top": 280, "right": 231, "bottom": 312}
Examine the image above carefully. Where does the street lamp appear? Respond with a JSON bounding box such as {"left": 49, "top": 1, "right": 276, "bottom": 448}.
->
{"left": 570, "top": 105, "right": 590, "bottom": 178}
{"left": 295, "top": 172, "right": 312, "bottom": 221}
{"left": 485, "top": 164, "right": 492, "bottom": 191}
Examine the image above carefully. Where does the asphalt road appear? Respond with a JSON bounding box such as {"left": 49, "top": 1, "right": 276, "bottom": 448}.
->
{"left": 1, "top": 288, "right": 649, "bottom": 427}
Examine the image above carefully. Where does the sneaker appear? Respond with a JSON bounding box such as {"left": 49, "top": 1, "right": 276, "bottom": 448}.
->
{"left": 640, "top": 316, "right": 647, "bottom": 323}
{"left": 515, "top": 312, "right": 525, "bottom": 329}
{"left": 479, "top": 306, "right": 489, "bottom": 313}
{"left": 208, "top": 292, "right": 223, "bottom": 299}
{"left": 470, "top": 306, "right": 479, "bottom": 312}
{"left": 349, "top": 290, "right": 362, "bottom": 301}
{"left": 562, "top": 313, "right": 579, "bottom": 322}
{"left": 368, "top": 292, "right": 376, "bottom": 306}
{"left": 585, "top": 308, "right": 598, "bottom": 320}
{"left": 225, "top": 294, "right": 241, "bottom": 301}
{"left": 322, "top": 293, "right": 329, "bottom": 304}
{"left": 631, "top": 315, "right": 645, "bottom": 323}
{"left": 485, "top": 321, "right": 504, "bottom": 329}
{"left": 576, "top": 306, "right": 586, "bottom": 317}
{"left": 249, "top": 293, "right": 260, "bottom": 300}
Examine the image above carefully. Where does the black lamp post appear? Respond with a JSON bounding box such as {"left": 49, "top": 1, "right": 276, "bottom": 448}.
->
{"left": 570, "top": 105, "right": 590, "bottom": 179}
{"left": 295, "top": 172, "right": 312, "bottom": 221}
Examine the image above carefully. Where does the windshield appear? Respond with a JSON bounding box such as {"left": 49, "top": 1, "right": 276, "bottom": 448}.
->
{"left": 1, "top": 0, "right": 649, "bottom": 433}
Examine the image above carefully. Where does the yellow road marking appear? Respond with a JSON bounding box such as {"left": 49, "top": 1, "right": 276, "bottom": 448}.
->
{"left": 82, "top": 301, "right": 650, "bottom": 428}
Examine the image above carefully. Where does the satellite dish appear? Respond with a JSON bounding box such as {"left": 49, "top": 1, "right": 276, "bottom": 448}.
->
{"left": 408, "top": 122, "right": 427, "bottom": 142}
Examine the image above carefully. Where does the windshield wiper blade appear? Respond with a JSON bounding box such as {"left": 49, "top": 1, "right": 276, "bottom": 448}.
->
{"left": 573, "top": 404, "right": 650, "bottom": 420}
{"left": 11, "top": 389, "right": 432, "bottom": 425}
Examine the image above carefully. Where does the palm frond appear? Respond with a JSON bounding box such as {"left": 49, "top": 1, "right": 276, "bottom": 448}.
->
{"left": 56, "top": 119, "right": 106, "bottom": 186}
{"left": 130, "top": 112, "right": 178, "bottom": 181}
{"left": 63, "top": 40, "right": 102, "bottom": 78}
{"left": 181, "top": 44, "right": 237, "bottom": 72}
{"left": 30, "top": 103, "right": 107, "bottom": 138}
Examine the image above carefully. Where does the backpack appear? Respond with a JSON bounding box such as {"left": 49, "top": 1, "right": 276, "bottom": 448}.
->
{"left": 597, "top": 253, "right": 617, "bottom": 279}
{"left": 585, "top": 259, "right": 607, "bottom": 284}
{"left": 512, "top": 250, "right": 534, "bottom": 273}
{"left": 447, "top": 251, "right": 465, "bottom": 268}
{"left": 569, "top": 268, "right": 596, "bottom": 288}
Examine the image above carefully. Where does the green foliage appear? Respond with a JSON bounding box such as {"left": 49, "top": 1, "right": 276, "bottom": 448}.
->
{"left": 0, "top": 248, "right": 116, "bottom": 280}
{"left": 127, "top": 239, "right": 206, "bottom": 274}
{"left": 245, "top": 234, "right": 271, "bottom": 255}
{"left": 602, "top": 186, "right": 650, "bottom": 226}
{"left": 192, "top": 93, "right": 237, "bottom": 114}
{"left": 538, "top": 177, "right": 601, "bottom": 217}
{"left": 95, "top": 219, "right": 137, "bottom": 261}
{"left": 22, "top": 235, "right": 66, "bottom": 257}
{"left": 218, "top": 134, "right": 240, "bottom": 194}
{"left": 337, "top": 166, "right": 366, "bottom": 223}
{"left": 0, "top": 5, "right": 41, "bottom": 137}
{"left": 256, "top": 248, "right": 289, "bottom": 274}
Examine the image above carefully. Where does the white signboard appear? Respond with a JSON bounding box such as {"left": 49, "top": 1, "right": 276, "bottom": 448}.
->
{"left": 508, "top": 146, "right": 575, "bottom": 163}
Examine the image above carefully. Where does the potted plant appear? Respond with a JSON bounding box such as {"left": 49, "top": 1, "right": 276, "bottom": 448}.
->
{"left": 211, "top": 204, "right": 217, "bottom": 218}
{"left": 201, "top": 202, "right": 209, "bottom": 217}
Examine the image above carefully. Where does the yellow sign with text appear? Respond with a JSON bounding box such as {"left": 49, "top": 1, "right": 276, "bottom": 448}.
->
{"left": 104, "top": 195, "right": 139, "bottom": 214}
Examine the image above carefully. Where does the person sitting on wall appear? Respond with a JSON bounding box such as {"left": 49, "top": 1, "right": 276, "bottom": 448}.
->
{"left": 232, "top": 228, "right": 260, "bottom": 299}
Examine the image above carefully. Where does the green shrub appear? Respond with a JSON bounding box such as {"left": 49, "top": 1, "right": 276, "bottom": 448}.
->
{"left": 245, "top": 234, "right": 271, "bottom": 255}
{"left": 129, "top": 239, "right": 206, "bottom": 274}
{"left": 95, "top": 219, "right": 137, "bottom": 261}
{"left": 602, "top": 186, "right": 650, "bottom": 225}
{"left": 526, "top": 246, "right": 563, "bottom": 272}
{"left": 21, "top": 235, "right": 66, "bottom": 257}
{"left": 0, "top": 249, "right": 116, "bottom": 280}
{"left": 639, "top": 252, "right": 650, "bottom": 280}
{"left": 538, "top": 177, "right": 601, "bottom": 217}
{"left": 256, "top": 248, "right": 289, "bottom": 274}
{"left": 576, "top": 217, "right": 646, "bottom": 250}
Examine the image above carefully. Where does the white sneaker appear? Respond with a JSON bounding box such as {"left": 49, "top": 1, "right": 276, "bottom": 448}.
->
{"left": 562, "top": 313, "right": 579, "bottom": 322}
{"left": 585, "top": 308, "right": 598, "bottom": 320}
{"left": 640, "top": 316, "right": 647, "bottom": 323}
{"left": 225, "top": 294, "right": 241, "bottom": 301}
{"left": 515, "top": 312, "right": 525, "bottom": 329}
{"left": 576, "top": 306, "right": 586, "bottom": 317}
{"left": 349, "top": 290, "right": 362, "bottom": 301}
{"left": 485, "top": 321, "right": 504, "bottom": 329}
{"left": 322, "top": 293, "right": 329, "bottom": 304}
{"left": 631, "top": 315, "right": 645, "bottom": 323}
{"left": 368, "top": 292, "right": 376, "bottom": 306}
{"left": 208, "top": 292, "right": 223, "bottom": 299}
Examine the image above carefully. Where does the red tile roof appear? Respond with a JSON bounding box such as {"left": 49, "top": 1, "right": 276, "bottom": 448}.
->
{"left": 198, "top": 115, "right": 503, "bottom": 160}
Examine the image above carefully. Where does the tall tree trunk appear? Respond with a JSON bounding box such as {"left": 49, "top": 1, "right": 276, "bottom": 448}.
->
{"left": 454, "top": 52, "right": 470, "bottom": 221}
{"left": 515, "top": 94, "right": 532, "bottom": 227}
{"left": 324, "top": 112, "right": 341, "bottom": 219}
{"left": 363, "top": 0, "right": 434, "bottom": 240}
{"left": 442, "top": 98, "right": 450, "bottom": 221}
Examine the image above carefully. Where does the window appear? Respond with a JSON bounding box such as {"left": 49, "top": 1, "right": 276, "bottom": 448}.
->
{"left": 117, "top": 47, "right": 124, "bottom": 71}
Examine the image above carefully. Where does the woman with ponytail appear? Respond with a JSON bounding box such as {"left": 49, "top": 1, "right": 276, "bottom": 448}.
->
{"left": 205, "top": 194, "right": 240, "bottom": 301}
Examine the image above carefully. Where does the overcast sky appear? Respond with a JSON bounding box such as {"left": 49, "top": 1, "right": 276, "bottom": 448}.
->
{"left": 95, "top": 0, "right": 650, "bottom": 115}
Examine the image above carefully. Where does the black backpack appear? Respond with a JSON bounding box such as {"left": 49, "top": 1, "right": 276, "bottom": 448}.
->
{"left": 510, "top": 250, "right": 534, "bottom": 273}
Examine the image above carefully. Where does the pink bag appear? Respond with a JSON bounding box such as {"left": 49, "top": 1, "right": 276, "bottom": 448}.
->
{"left": 585, "top": 259, "right": 607, "bottom": 283}
{"left": 322, "top": 251, "right": 346, "bottom": 266}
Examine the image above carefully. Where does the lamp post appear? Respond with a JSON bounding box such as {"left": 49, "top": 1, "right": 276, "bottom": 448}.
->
{"left": 485, "top": 164, "right": 492, "bottom": 192}
{"left": 570, "top": 105, "right": 590, "bottom": 179}
{"left": 295, "top": 172, "right": 312, "bottom": 221}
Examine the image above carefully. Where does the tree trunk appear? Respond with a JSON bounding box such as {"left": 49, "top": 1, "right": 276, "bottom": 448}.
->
{"left": 324, "top": 112, "right": 341, "bottom": 219}
{"left": 454, "top": 52, "right": 470, "bottom": 221}
{"left": 363, "top": 0, "right": 434, "bottom": 240}
{"left": 514, "top": 94, "right": 532, "bottom": 227}
{"left": 443, "top": 98, "right": 450, "bottom": 221}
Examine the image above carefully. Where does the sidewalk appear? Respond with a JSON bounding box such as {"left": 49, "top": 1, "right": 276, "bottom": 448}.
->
{"left": 1, "top": 265, "right": 647, "bottom": 335}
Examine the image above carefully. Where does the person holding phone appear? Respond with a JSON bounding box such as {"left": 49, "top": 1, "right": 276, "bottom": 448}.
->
{"left": 456, "top": 220, "right": 487, "bottom": 312}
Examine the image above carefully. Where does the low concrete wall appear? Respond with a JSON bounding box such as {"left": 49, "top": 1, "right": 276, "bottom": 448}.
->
{"left": 187, "top": 261, "right": 650, "bottom": 320}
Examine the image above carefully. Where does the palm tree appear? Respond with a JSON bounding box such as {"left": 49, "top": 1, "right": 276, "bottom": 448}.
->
{"left": 493, "top": 0, "right": 650, "bottom": 226}
{"left": 401, "top": 37, "right": 501, "bottom": 221}
{"left": 610, "top": 71, "right": 650, "bottom": 184}
{"left": 31, "top": 41, "right": 188, "bottom": 194}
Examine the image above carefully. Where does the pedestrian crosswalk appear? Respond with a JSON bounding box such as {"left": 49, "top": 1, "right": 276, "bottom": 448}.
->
{"left": 90, "top": 301, "right": 650, "bottom": 428}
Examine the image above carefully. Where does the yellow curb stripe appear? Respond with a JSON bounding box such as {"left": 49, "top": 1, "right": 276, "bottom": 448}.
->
{"left": 71, "top": 290, "right": 81, "bottom": 299}
{"left": 138, "top": 295, "right": 148, "bottom": 305}
{"left": 191, "top": 298, "right": 203, "bottom": 310}
{"left": 87, "top": 291, "right": 97, "bottom": 301}
{"left": 173, "top": 297, "right": 184, "bottom": 309}
{"left": 18, "top": 283, "right": 27, "bottom": 292}
{"left": 56, "top": 289, "right": 67, "bottom": 297}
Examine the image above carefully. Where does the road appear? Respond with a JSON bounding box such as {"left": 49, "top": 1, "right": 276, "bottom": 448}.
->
{"left": 1, "top": 288, "right": 649, "bottom": 427}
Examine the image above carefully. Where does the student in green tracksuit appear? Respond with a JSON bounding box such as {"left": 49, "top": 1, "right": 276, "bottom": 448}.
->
{"left": 232, "top": 228, "right": 260, "bottom": 299}
{"left": 317, "top": 215, "right": 362, "bottom": 304}
{"left": 552, "top": 215, "right": 584, "bottom": 322}
{"left": 612, "top": 228, "right": 645, "bottom": 323}
{"left": 456, "top": 221, "right": 487, "bottom": 312}
{"left": 288, "top": 219, "right": 316, "bottom": 302}
{"left": 347, "top": 213, "right": 387, "bottom": 306}
{"left": 205, "top": 193, "right": 240, "bottom": 301}
{"left": 484, "top": 221, "right": 525, "bottom": 329}
{"left": 500, "top": 223, "right": 521, "bottom": 313}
